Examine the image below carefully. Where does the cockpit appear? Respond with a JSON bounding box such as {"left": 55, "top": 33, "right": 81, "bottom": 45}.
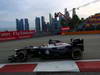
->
{"left": 48, "top": 39, "right": 61, "bottom": 44}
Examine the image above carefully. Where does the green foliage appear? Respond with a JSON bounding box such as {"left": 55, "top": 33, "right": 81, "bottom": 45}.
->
{"left": 60, "top": 19, "right": 66, "bottom": 27}
{"left": 68, "top": 14, "right": 82, "bottom": 30}
{"left": 60, "top": 18, "right": 69, "bottom": 27}
{"left": 60, "top": 14, "right": 84, "bottom": 31}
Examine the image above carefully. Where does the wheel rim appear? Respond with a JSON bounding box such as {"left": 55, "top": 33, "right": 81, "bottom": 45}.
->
{"left": 18, "top": 53, "right": 26, "bottom": 61}
{"left": 19, "top": 53, "right": 24, "bottom": 59}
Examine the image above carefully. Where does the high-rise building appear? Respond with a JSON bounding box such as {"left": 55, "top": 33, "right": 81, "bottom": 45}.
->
{"left": 20, "top": 19, "right": 24, "bottom": 31}
{"left": 16, "top": 19, "right": 20, "bottom": 31}
{"left": 52, "top": 18, "right": 60, "bottom": 34}
{"left": 46, "top": 22, "right": 50, "bottom": 32}
{"left": 35, "top": 17, "right": 41, "bottom": 32}
{"left": 72, "top": 8, "right": 76, "bottom": 17}
{"left": 16, "top": 18, "right": 30, "bottom": 31}
{"left": 16, "top": 19, "right": 24, "bottom": 31}
{"left": 64, "top": 8, "right": 71, "bottom": 21}
{"left": 65, "top": 8, "right": 70, "bottom": 18}
{"left": 41, "top": 16, "right": 47, "bottom": 32}
{"left": 49, "top": 13, "right": 53, "bottom": 25}
{"left": 24, "top": 18, "right": 29, "bottom": 30}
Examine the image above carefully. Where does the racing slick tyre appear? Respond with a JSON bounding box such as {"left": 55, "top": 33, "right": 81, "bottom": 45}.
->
{"left": 71, "top": 48, "right": 83, "bottom": 60}
{"left": 17, "top": 51, "right": 28, "bottom": 62}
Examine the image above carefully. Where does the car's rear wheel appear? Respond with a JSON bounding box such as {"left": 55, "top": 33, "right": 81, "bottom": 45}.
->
{"left": 71, "top": 48, "right": 82, "bottom": 60}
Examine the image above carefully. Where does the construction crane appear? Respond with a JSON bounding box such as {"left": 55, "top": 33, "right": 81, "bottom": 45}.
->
{"left": 75, "top": 0, "right": 100, "bottom": 10}
{"left": 55, "top": 0, "right": 100, "bottom": 32}
{"left": 55, "top": 12, "right": 68, "bottom": 20}
{"left": 55, "top": 0, "right": 100, "bottom": 18}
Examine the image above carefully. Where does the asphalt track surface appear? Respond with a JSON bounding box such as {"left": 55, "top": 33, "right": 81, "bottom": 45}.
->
{"left": 0, "top": 34, "right": 100, "bottom": 75}
{"left": 0, "top": 34, "right": 100, "bottom": 64}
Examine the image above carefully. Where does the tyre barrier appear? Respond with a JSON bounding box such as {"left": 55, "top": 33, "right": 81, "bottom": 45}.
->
{"left": 0, "top": 59, "right": 100, "bottom": 72}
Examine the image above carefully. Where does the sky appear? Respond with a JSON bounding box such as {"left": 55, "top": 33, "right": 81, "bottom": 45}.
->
{"left": 0, "top": 0, "right": 100, "bottom": 31}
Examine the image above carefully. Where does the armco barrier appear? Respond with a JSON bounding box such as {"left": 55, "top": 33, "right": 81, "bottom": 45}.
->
{"left": 0, "top": 30, "right": 36, "bottom": 42}
{"left": 0, "top": 60, "right": 100, "bottom": 72}
{"left": 61, "top": 30, "right": 100, "bottom": 35}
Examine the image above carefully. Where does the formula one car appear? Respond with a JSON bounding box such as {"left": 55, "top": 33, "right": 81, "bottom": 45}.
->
{"left": 8, "top": 38, "right": 84, "bottom": 62}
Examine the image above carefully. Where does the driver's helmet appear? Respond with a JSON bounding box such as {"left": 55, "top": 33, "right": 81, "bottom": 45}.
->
{"left": 55, "top": 40, "right": 61, "bottom": 43}
{"left": 48, "top": 39, "right": 54, "bottom": 44}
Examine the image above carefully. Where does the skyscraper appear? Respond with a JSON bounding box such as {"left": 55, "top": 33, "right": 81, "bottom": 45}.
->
{"left": 64, "top": 8, "right": 71, "bottom": 21}
{"left": 41, "top": 16, "right": 47, "bottom": 32}
{"left": 52, "top": 18, "right": 60, "bottom": 34}
{"left": 35, "top": 17, "right": 41, "bottom": 32}
{"left": 20, "top": 19, "right": 24, "bottom": 31}
{"left": 49, "top": 13, "right": 53, "bottom": 25}
{"left": 16, "top": 19, "right": 20, "bottom": 31}
{"left": 24, "top": 18, "right": 29, "bottom": 30}
{"left": 16, "top": 19, "right": 24, "bottom": 31}
{"left": 65, "top": 8, "right": 70, "bottom": 18}
{"left": 72, "top": 8, "right": 76, "bottom": 17}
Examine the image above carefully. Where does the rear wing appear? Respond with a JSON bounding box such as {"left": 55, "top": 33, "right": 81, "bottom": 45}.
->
{"left": 70, "top": 38, "right": 84, "bottom": 44}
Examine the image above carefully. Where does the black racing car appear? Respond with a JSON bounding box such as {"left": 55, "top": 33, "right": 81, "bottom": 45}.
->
{"left": 8, "top": 38, "right": 84, "bottom": 62}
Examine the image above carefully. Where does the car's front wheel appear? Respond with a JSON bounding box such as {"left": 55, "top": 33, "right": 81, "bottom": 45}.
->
{"left": 17, "top": 51, "right": 28, "bottom": 62}
{"left": 71, "top": 48, "right": 83, "bottom": 60}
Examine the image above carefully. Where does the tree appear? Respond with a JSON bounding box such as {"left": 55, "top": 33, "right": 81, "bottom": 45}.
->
{"left": 69, "top": 14, "right": 81, "bottom": 30}
{"left": 60, "top": 18, "right": 71, "bottom": 27}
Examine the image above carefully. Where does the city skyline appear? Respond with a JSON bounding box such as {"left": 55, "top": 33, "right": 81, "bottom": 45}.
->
{"left": 0, "top": 0, "right": 100, "bottom": 31}
{"left": 16, "top": 18, "right": 30, "bottom": 31}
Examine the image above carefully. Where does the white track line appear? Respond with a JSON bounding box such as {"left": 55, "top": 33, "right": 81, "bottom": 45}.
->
{"left": 34, "top": 61, "right": 79, "bottom": 72}
{"left": 0, "top": 64, "right": 6, "bottom": 68}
